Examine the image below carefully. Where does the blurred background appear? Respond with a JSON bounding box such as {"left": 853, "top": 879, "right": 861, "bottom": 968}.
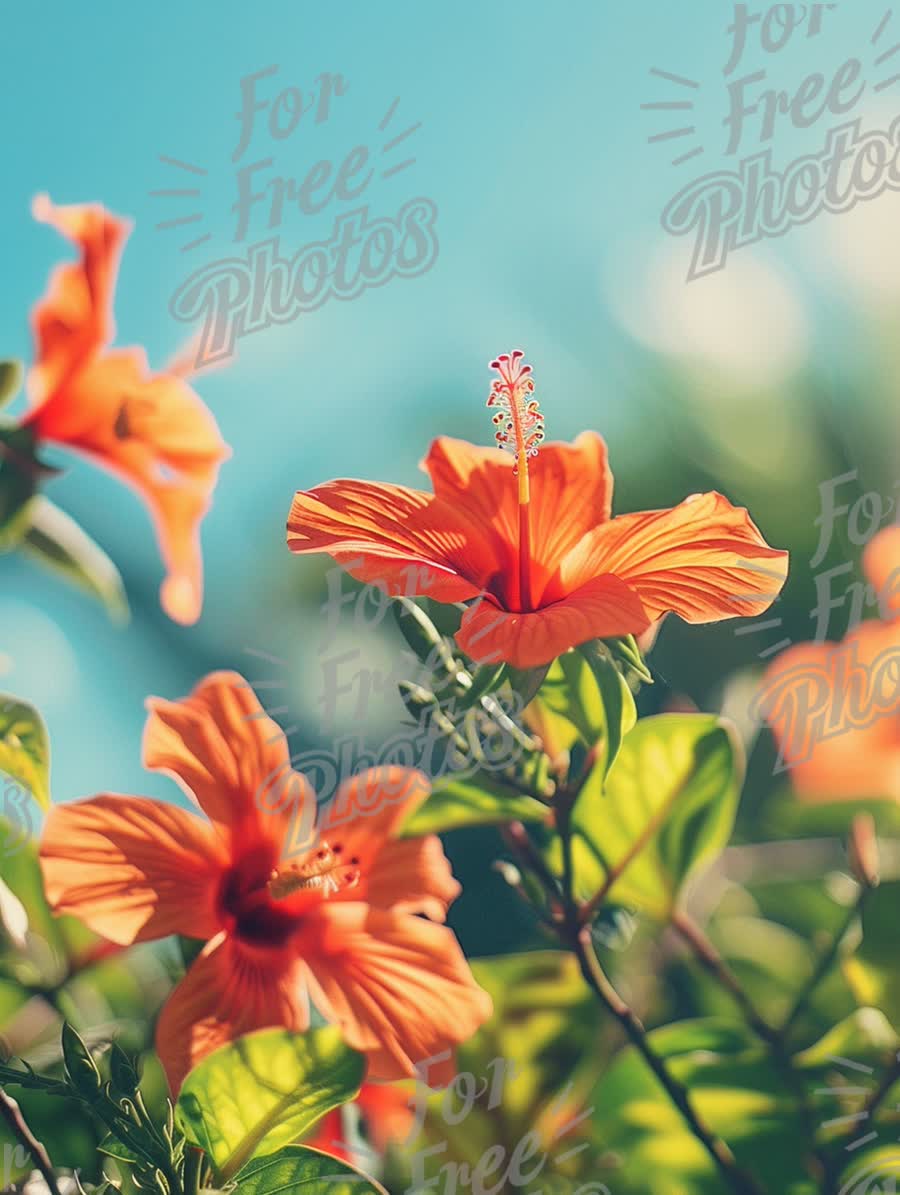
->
{"left": 2, "top": 2, "right": 900, "bottom": 1189}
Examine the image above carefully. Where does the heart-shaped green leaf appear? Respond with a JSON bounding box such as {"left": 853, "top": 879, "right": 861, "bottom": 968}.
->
{"left": 0, "top": 694, "right": 50, "bottom": 811}
{"left": 232, "top": 1145, "right": 387, "bottom": 1193}
{"left": 176, "top": 1027, "right": 365, "bottom": 1182}
{"left": 569, "top": 714, "right": 743, "bottom": 920}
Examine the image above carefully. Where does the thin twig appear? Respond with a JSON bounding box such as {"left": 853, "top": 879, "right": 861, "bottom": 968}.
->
{"left": 555, "top": 805, "right": 763, "bottom": 1195}
{"left": 0, "top": 1084, "right": 61, "bottom": 1195}
{"left": 672, "top": 911, "right": 833, "bottom": 1192}
{"left": 570, "top": 923, "right": 765, "bottom": 1195}
{"left": 781, "top": 891, "right": 867, "bottom": 1039}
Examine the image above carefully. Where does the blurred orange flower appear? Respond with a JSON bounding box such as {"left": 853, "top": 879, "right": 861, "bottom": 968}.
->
{"left": 306, "top": 1081, "right": 414, "bottom": 1164}
{"left": 762, "top": 525, "right": 900, "bottom": 802}
{"left": 287, "top": 353, "right": 788, "bottom": 668}
{"left": 22, "top": 195, "right": 230, "bottom": 624}
{"left": 39, "top": 671, "right": 491, "bottom": 1093}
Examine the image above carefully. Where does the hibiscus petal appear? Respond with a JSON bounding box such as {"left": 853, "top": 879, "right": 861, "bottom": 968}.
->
{"left": 455, "top": 575, "right": 650, "bottom": 669}
{"left": 286, "top": 479, "right": 488, "bottom": 601}
{"left": 32, "top": 347, "right": 229, "bottom": 625}
{"left": 143, "top": 671, "right": 314, "bottom": 851}
{"left": 317, "top": 769, "right": 458, "bottom": 920}
{"left": 39, "top": 795, "right": 227, "bottom": 946}
{"left": 155, "top": 934, "right": 311, "bottom": 1093}
{"left": 864, "top": 525, "right": 900, "bottom": 621}
{"left": 319, "top": 767, "right": 430, "bottom": 852}
{"left": 571, "top": 491, "right": 788, "bottom": 624}
{"left": 301, "top": 904, "right": 492, "bottom": 1082}
{"left": 760, "top": 622, "right": 900, "bottom": 801}
{"left": 423, "top": 433, "right": 614, "bottom": 599}
{"left": 362, "top": 837, "right": 460, "bottom": 922}
{"left": 28, "top": 194, "right": 129, "bottom": 403}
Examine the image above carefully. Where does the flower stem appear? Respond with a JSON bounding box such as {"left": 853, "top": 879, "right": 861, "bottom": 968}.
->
{"left": 0, "top": 1085, "right": 61, "bottom": 1195}
{"left": 781, "top": 889, "right": 868, "bottom": 1040}
{"left": 569, "top": 923, "right": 764, "bottom": 1195}
{"left": 553, "top": 808, "right": 763, "bottom": 1195}
{"left": 672, "top": 911, "right": 832, "bottom": 1192}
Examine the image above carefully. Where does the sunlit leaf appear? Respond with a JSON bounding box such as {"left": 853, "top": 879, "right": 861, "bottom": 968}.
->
{"left": 576, "top": 640, "right": 637, "bottom": 780}
{"left": 21, "top": 495, "right": 129, "bottom": 623}
{"left": 795, "top": 1008, "right": 898, "bottom": 1071}
{"left": 591, "top": 1019, "right": 806, "bottom": 1195}
{"left": 835, "top": 1146, "right": 900, "bottom": 1195}
{"left": 0, "top": 361, "right": 22, "bottom": 409}
{"left": 399, "top": 774, "right": 547, "bottom": 836}
{"left": 405, "top": 952, "right": 599, "bottom": 1184}
{"left": 177, "top": 1026, "right": 364, "bottom": 1182}
{"left": 568, "top": 714, "right": 743, "bottom": 920}
{"left": 232, "top": 1145, "right": 387, "bottom": 1193}
{"left": 0, "top": 876, "right": 28, "bottom": 949}
{"left": 0, "top": 694, "right": 50, "bottom": 810}
{"left": 532, "top": 648, "right": 636, "bottom": 774}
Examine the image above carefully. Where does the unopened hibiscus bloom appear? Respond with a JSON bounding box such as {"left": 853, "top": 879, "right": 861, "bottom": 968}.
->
{"left": 760, "top": 525, "right": 900, "bottom": 802}
{"left": 21, "top": 195, "right": 229, "bottom": 623}
{"left": 287, "top": 352, "right": 788, "bottom": 668}
{"left": 39, "top": 671, "right": 491, "bottom": 1093}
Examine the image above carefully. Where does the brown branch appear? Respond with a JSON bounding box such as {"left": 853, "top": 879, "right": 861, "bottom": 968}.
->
{"left": 0, "top": 1084, "right": 61, "bottom": 1195}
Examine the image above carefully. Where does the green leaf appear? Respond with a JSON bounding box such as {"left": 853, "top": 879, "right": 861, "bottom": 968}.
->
{"left": 455, "top": 661, "right": 508, "bottom": 710}
{"left": 0, "top": 693, "right": 50, "bottom": 811}
{"left": 21, "top": 495, "right": 129, "bottom": 623}
{"left": 591, "top": 1018, "right": 806, "bottom": 1195}
{"left": 177, "top": 1026, "right": 365, "bottom": 1182}
{"left": 232, "top": 1145, "right": 387, "bottom": 1193}
{"left": 844, "top": 881, "right": 900, "bottom": 1031}
{"left": 795, "top": 1008, "right": 898, "bottom": 1071}
{"left": 98, "top": 1133, "right": 142, "bottom": 1163}
{"left": 0, "top": 424, "right": 38, "bottom": 550}
{"left": 400, "top": 773, "right": 547, "bottom": 836}
{"left": 604, "top": 634, "right": 654, "bottom": 684}
{"left": 569, "top": 714, "right": 743, "bottom": 920}
{"left": 534, "top": 648, "right": 636, "bottom": 774}
{"left": 577, "top": 640, "right": 637, "bottom": 780}
{"left": 410, "top": 952, "right": 599, "bottom": 1181}
{"left": 836, "top": 1147, "right": 900, "bottom": 1194}
{"left": 0, "top": 361, "right": 22, "bottom": 408}
{"left": 61, "top": 1022, "right": 103, "bottom": 1098}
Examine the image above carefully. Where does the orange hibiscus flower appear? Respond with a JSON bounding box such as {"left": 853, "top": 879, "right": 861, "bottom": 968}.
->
{"left": 760, "top": 525, "right": 900, "bottom": 801}
{"left": 39, "top": 671, "right": 491, "bottom": 1093}
{"left": 21, "top": 195, "right": 230, "bottom": 624}
{"left": 287, "top": 352, "right": 788, "bottom": 669}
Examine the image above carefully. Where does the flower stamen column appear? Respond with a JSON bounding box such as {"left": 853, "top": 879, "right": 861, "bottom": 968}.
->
{"left": 487, "top": 350, "right": 544, "bottom": 612}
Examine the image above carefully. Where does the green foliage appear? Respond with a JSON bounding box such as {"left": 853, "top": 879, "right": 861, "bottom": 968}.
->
{"left": 592, "top": 1019, "right": 810, "bottom": 1195}
{"left": 534, "top": 646, "right": 636, "bottom": 767}
{"left": 0, "top": 360, "right": 23, "bottom": 408}
{"left": 0, "top": 693, "right": 51, "bottom": 811}
{"left": 389, "top": 952, "right": 600, "bottom": 1191}
{"left": 400, "top": 773, "right": 547, "bottom": 835}
{"left": 0, "top": 422, "right": 38, "bottom": 550}
{"left": 844, "top": 881, "right": 900, "bottom": 1030}
{"left": 565, "top": 714, "right": 743, "bottom": 919}
{"left": 177, "top": 1027, "right": 365, "bottom": 1182}
{"left": 21, "top": 495, "right": 130, "bottom": 622}
{"left": 231, "top": 1145, "right": 387, "bottom": 1193}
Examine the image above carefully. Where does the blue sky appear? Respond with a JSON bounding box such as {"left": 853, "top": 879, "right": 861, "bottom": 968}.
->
{"left": 0, "top": 0, "right": 894, "bottom": 809}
